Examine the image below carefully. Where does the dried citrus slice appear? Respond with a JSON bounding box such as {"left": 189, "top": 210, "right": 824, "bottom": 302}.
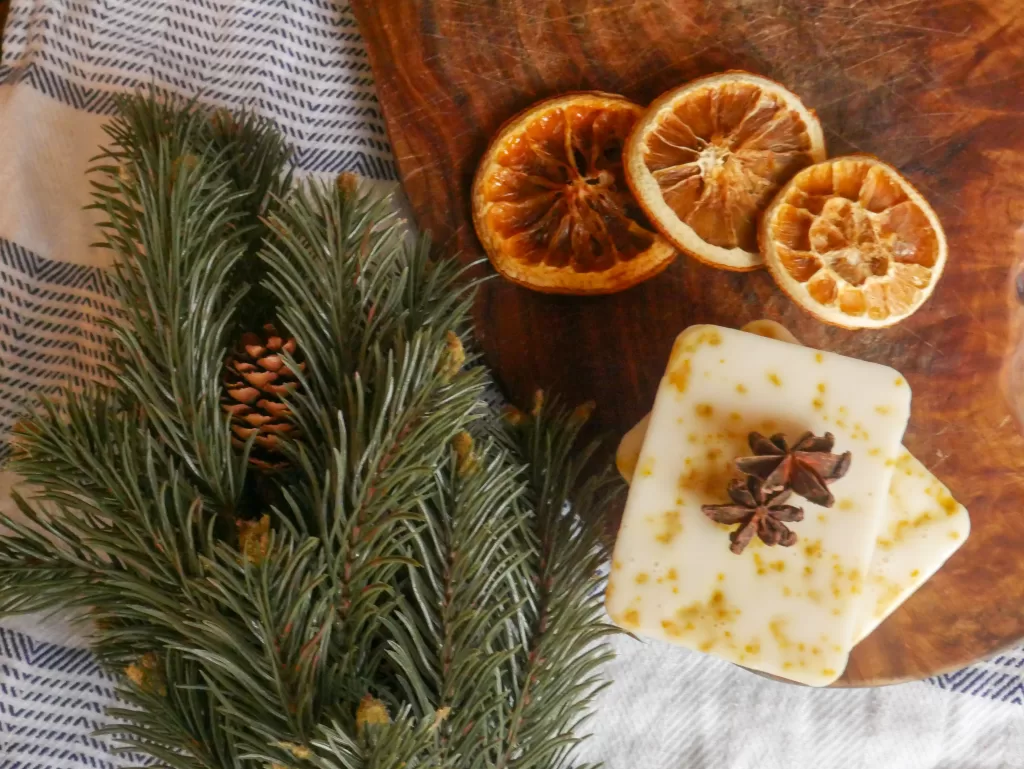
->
{"left": 761, "top": 156, "right": 947, "bottom": 329}
{"left": 472, "top": 92, "right": 675, "bottom": 294}
{"left": 624, "top": 72, "right": 826, "bottom": 271}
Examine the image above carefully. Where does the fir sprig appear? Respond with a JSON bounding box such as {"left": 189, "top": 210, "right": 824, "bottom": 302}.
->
{"left": 385, "top": 439, "right": 533, "bottom": 767}
{"left": 0, "top": 91, "right": 618, "bottom": 769}
{"left": 497, "top": 398, "right": 620, "bottom": 769}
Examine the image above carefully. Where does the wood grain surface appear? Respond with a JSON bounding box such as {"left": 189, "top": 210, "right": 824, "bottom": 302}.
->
{"left": 352, "top": 0, "right": 1024, "bottom": 686}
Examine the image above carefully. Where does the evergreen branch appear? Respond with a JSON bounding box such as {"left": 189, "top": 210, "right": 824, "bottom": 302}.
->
{"left": 102, "top": 651, "right": 239, "bottom": 769}
{"left": 496, "top": 400, "right": 622, "bottom": 769}
{"left": 259, "top": 178, "right": 398, "bottom": 390}
{"left": 1, "top": 93, "right": 619, "bottom": 769}
{"left": 255, "top": 180, "right": 493, "bottom": 695}
{"left": 309, "top": 714, "right": 447, "bottom": 769}
{"left": 88, "top": 89, "right": 294, "bottom": 511}
{"left": 9, "top": 389, "right": 223, "bottom": 585}
{"left": 258, "top": 179, "right": 483, "bottom": 488}
{"left": 93, "top": 89, "right": 293, "bottom": 259}
{"left": 170, "top": 534, "right": 339, "bottom": 750}
{"left": 0, "top": 495, "right": 95, "bottom": 616}
{"left": 11, "top": 386, "right": 143, "bottom": 507}
{"left": 385, "top": 440, "right": 533, "bottom": 768}
{"left": 205, "top": 106, "right": 295, "bottom": 266}
{"left": 92, "top": 141, "right": 250, "bottom": 508}
{"left": 257, "top": 177, "right": 479, "bottom": 393}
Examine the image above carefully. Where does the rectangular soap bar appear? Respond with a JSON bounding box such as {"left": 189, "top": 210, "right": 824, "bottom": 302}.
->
{"left": 856, "top": 449, "right": 969, "bottom": 641}
{"left": 606, "top": 325, "right": 912, "bottom": 686}
{"left": 618, "top": 422, "right": 970, "bottom": 645}
{"left": 616, "top": 394, "right": 970, "bottom": 645}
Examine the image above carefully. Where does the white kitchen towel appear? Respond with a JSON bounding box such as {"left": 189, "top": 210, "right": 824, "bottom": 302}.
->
{"left": 575, "top": 635, "right": 1024, "bottom": 769}
{"left": 1, "top": 2, "right": 1022, "bottom": 768}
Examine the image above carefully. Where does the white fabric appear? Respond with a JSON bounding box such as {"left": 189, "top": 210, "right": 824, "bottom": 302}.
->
{"left": 1, "top": 2, "right": 1022, "bottom": 767}
{"left": 575, "top": 635, "right": 1024, "bottom": 769}
{"left": 0, "top": 88, "right": 111, "bottom": 268}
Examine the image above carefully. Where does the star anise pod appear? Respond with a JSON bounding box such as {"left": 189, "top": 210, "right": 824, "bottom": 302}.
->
{"left": 702, "top": 476, "right": 804, "bottom": 554}
{"left": 735, "top": 431, "right": 851, "bottom": 507}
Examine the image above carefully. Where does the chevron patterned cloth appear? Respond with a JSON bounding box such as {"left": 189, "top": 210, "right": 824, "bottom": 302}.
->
{"left": 1, "top": 2, "right": 1023, "bottom": 767}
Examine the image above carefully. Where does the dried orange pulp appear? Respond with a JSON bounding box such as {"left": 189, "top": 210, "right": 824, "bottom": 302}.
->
{"left": 625, "top": 71, "right": 826, "bottom": 271}
{"left": 472, "top": 92, "right": 675, "bottom": 294}
{"left": 761, "top": 156, "right": 947, "bottom": 329}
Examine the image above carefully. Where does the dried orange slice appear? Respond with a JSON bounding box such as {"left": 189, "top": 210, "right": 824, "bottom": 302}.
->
{"left": 624, "top": 72, "right": 826, "bottom": 271}
{"left": 472, "top": 92, "right": 675, "bottom": 294}
{"left": 762, "top": 156, "right": 947, "bottom": 329}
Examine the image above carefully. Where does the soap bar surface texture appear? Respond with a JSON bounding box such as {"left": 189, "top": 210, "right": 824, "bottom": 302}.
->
{"left": 855, "top": 449, "right": 970, "bottom": 642}
{"left": 606, "top": 325, "right": 911, "bottom": 686}
{"left": 614, "top": 330, "right": 970, "bottom": 647}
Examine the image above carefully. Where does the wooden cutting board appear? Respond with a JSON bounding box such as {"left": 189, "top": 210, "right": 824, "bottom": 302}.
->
{"left": 351, "top": 0, "right": 1024, "bottom": 686}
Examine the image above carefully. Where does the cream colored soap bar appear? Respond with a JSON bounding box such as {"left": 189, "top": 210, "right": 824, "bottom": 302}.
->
{"left": 619, "top": 421, "right": 970, "bottom": 645}
{"left": 616, "top": 327, "right": 970, "bottom": 646}
{"left": 857, "top": 449, "right": 969, "bottom": 640}
{"left": 605, "top": 325, "right": 911, "bottom": 686}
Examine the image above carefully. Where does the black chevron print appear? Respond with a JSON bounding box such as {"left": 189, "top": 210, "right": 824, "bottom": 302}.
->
{"left": 0, "top": 0, "right": 397, "bottom": 179}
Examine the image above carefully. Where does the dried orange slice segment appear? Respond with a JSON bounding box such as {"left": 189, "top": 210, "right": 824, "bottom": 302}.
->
{"left": 472, "top": 92, "right": 675, "bottom": 294}
{"left": 624, "top": 72, "right": 826, "bottom": 271}
{"left": 762, "top": 156, "right": 947, "bottom": 329}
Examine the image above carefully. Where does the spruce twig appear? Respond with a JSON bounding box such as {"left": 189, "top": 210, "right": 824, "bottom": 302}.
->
{"left": 496, "top": 398, "right": 620, "bottom": 769}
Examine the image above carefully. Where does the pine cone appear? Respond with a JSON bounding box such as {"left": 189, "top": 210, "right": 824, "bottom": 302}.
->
{"left": 221, "top": 323, "right": 302, "bottom": 471}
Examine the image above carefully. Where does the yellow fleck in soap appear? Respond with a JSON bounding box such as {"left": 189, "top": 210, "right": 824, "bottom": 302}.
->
{"left": 607, "top": 324, "right": 912, "bottom": 687}
{"left": 654, "top": 510, "right": 684, "bottom": 544}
